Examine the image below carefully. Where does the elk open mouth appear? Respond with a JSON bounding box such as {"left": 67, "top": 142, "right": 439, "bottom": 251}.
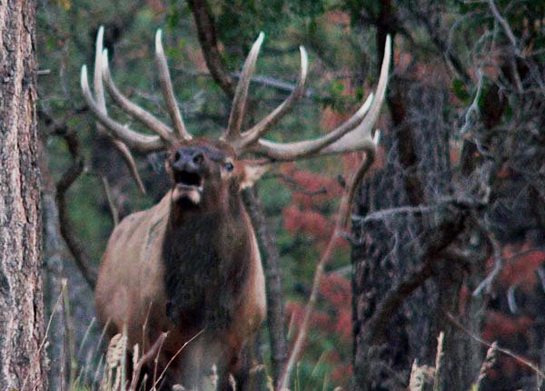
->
{"left": 172, "top": 170, "right": 203, "bottom": 205}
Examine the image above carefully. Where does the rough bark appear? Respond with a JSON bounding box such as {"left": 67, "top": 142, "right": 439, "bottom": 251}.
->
{"left": 0, "top": 0, "right": 47, "bottom": 389}
{"left": 351, "top": 7, "right": 474, "bottom": 387}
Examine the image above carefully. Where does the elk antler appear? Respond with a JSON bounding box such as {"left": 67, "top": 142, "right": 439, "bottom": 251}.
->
{"left": 87, "top": 27, "right": 147, "bottom": 193}
{"left": 81, "top": 28, "right": 390, "bottom": 186}
{"left": 225, "top": 34, "right": 392, "bottom": 161}
{"left": 155, "top": 30, "right": 192, "bottom": 141}
{"left": 81, "top": 27, "right": 192, "bottom": 154}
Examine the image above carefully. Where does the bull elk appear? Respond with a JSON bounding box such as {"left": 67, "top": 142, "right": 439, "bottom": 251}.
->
{"left": 81, "top": 26, "right": 391, "bottom": 390}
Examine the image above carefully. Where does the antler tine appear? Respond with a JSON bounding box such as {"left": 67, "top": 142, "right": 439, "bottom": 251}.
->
{"left": 94, "top": 26, "right": 107, "bottom": 113}
{"left": 222, "top": 32, "right": 265, "bottom": 143}
{"left": 92, "top": 27, "right": 146, "bottom": 193}
{"left": 320, "top": 35, "right": 392, "bottom": 155}
{"left": 252, "top": 35, "right": 392, "bottom": 161}
{"left": 155, "top": 30, "right": 192, "bottom": 141}
{"left": 252, "top": 90, "right": 374, "bottom": 160}
{"left": 101, "top": 50, "right": 177, "bottom": 146}
{"left": 234, "top": 46, "right": 308, "bottom": 152}
{"left": 81, "top": 65, "right": 164, "bottom": 152}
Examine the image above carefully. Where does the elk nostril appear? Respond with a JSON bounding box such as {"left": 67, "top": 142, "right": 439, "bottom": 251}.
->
{"left": 193, "top": 153, "right": 203, "bottom": 165}
{"left": 174, "top": 151, "right": 181, "bottom": 162}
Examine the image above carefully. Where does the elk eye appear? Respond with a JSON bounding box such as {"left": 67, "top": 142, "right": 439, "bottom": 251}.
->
{"left": 224, "top": 162, "right": 234, "bottom": 172}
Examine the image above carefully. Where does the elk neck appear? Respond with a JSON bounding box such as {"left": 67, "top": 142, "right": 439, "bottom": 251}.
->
{"left": 161, "top": 191, "right": 253, "bottom": 331}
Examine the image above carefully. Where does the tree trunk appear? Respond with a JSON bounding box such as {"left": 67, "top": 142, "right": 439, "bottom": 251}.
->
{"left": 0, "top": 1, "right": 46, "bottom": 390}
{"left": 351, "top": 28, "right": 472, "bottom": 389}
{"left": 242, "top": 187, "right": 288, "bottom": 388}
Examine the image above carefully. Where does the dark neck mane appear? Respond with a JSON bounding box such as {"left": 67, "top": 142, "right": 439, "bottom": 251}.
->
{"left": 162, "top": 200, "right": 252, "bottom": 330}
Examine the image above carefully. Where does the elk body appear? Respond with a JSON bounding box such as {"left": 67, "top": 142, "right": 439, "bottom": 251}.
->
{"left": 82, "top": 27, "right": 390, "bottom": 390}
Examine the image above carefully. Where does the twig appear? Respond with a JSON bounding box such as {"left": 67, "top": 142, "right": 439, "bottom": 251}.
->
{"left": 460, "top": 69, "right": 484, "bottom": 136}
{"left": 187, "top": 0, "right": 235, "bottom": 98}
{"left": 151, "top": 329, "right": 205, "bottom": 389}
{"left": 176, "top": 70, "right": 314, "bottom": 97}
{"left": 447, "top": 313, "right": 545, "bottom": 380}
{"left": 353, "top": 194, "right": 486, "bottom": 224}
{"left": 487, "top": 0, "right": 520, "bottom": 56}
{"left": 472, "top": 229, "right": 503, "bottom": 296}
{"left": 277, "top": 150, "right": 376, "bottom": 390}
{"left": 265, "top": 173, "right": 328, "bottom": 196}
{"left": 101, "top": 176, "right": 120, "bottom": 226}
{"left": 54, "top": 127, "right": 98, "bottom": 290}
{"left": 507, "top": 285, "right": 518, "bottom": 313}
{"left": 352, "top": 204, "right": 437, "bottom": 223}
{"left": 473, "top": 246, "right": 545, "bottom": 297}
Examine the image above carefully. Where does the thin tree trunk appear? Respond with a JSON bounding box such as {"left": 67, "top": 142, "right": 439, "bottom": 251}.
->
{"left": 242, "top": 187, "right": 288, "bottom": 387}
{"left": 0, "top": 0, "right": 46, "bottom": 389}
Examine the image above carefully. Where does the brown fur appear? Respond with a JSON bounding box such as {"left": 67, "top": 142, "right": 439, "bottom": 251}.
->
{"left": 95, "top": 139, "right": 266, "bottom": 390}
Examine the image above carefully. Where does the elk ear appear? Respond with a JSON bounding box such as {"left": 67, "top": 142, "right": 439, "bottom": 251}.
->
{"left": 240, "top": 161, "right": 270, "bottom": 189}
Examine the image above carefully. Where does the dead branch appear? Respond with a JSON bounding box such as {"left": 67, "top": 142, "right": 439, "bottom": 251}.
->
{"left": 362, "top": 203, "right": 469, "bottom": 343}
{"left": 187, "top": 0, "right": 235, "bottom": 98}
{"left": 40, "top": 109, "right": 98, "bottom": 290}
{"left": 486, "top": 0, "right": 520, "bottom": 56}
{"left": 101, "top": 176, "right": 120, "bottom": 226}
{"left": 353, "top": 194, "right": 486, "bottom": 224}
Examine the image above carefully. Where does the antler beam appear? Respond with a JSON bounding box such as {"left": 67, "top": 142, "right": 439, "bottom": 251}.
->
{"left": 249, "top": 35, "right": 392, "bottom": 161}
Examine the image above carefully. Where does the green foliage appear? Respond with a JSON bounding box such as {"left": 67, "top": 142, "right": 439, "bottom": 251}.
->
{"left": 451, "top": 78, "right": 470, "bottom": 103}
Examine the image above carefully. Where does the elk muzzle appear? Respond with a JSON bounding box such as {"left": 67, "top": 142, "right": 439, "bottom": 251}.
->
{"left": 171, "top": 147, "right": 205, "bottom": 205}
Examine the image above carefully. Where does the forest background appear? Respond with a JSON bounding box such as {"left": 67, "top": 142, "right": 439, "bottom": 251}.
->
{"left": 31, "top": 0, "right": 545, "bottom": 390}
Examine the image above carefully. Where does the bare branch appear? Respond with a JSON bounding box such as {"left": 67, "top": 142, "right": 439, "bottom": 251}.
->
{"left": 54, "top": 128, "right": 98, "bottom": 290}
{"left": 265, "top": 173, "right": 328, "bottom": 196}
{"left": 101, "top": 176, "right": 119, "bottom": 226}
{"left": 40, "top": 109, "right": 98, "bottom": 290}
{"left": 362, "top": 203, "right": 469, "bottom": 343}
{"left": 487, "top": 0, "right": 520, "bottom": 56}
{"left": 187, "top": 0, "right": 235, "bottom": 98}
